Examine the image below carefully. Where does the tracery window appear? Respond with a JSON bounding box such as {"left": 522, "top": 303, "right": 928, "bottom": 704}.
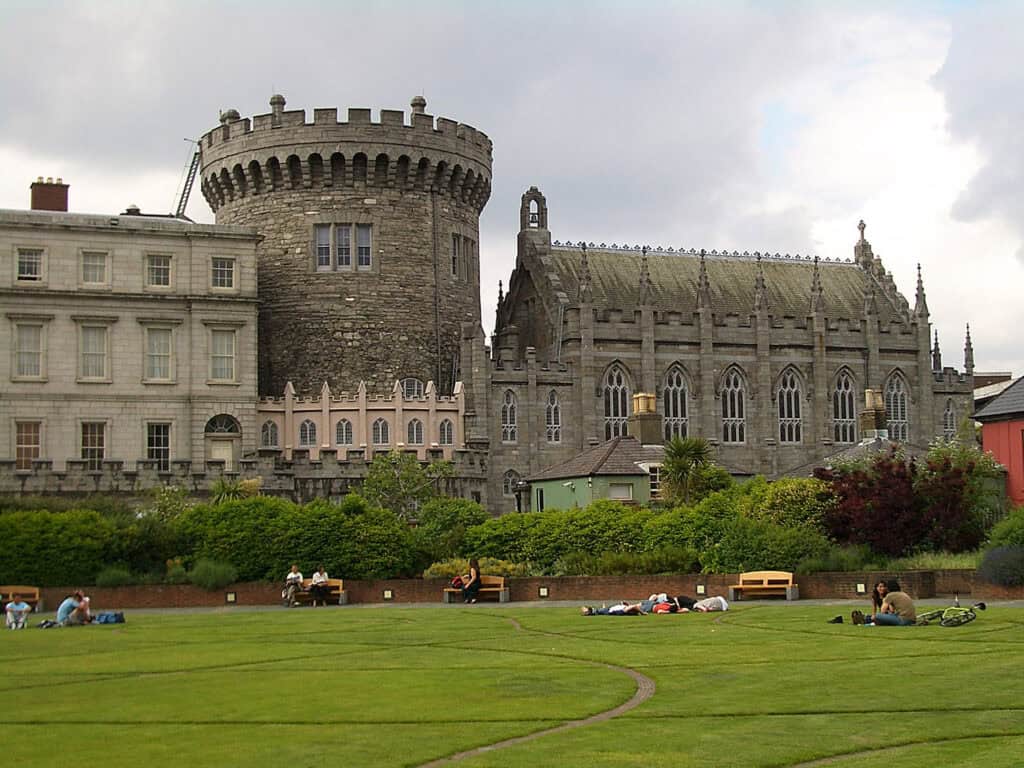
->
{"left": 502, "top": 469, "right": 521, "bottom": 497}
{"left": 260, "top": 420, "right": 279, "bottom": 448}
{"left": 778, "top": 370, "right": 802, "bottom": 444}
{"left": 439, "top": 419, "right": 454, "bottom": 446}
{"left": 885, "top": 373, "right": 909, "bottom": 441}
{"left": 401, "top": 378, "right": 424, "bottom": 399}
{"left": 545, "top": 391, "right": 561, "bottom": 443}
{"left": 501, "top": 390, "right": 518, "bottom": 443}
{"left": 372, "top": 418, "right": 390, "bottom": 446}
{"left": 943, "top": 399, "right": 956, "bottom": 440}
{"left": 721, "top": 369, "right": 746, "bottom": 444}
{"left": 335, "top": 419, "right": 353, "bottom": 446}
{"left": 298, "top": 419, "right": 317, "bottom": 447}
{"left": 603, "top": 365, "right": 630, "bottom": 439}
{"left": 663, "top": 367, "right": 689, "bottom": 439}
{"left": 833, "top": 372, "right": 857, "bottom": 444}
{"left": 407, "top": 418, "right": 424, "bottom": 445}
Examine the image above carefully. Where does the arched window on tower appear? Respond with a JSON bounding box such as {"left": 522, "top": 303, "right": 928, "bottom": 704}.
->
{"left": 407, "top": 418, "right": 424, "bottom": 445}
{"left": 372, "top": 418, "right": 390, "bottom": 446}
{"left": 721, "top": 369, "right": 746, "bottom": 444}
{"left": 943, "top": 399, "right": 956, "bottom": 439}
{"left": 778, "top": 370, "right": 802, "bottom": 444}
{"left": 335, "top": 419, "right": 353, "bottom": 446}
{"left": 439, "top": 419, "right": 454, "bottom": 446}
{"left": 501, "top": 390, "right": 518, "bottom": 443}
{"left": 603, "top": 365, "right": 630, "bottom": 439}
{"left": 260, "top": 420, "right": 279, "bottom": 448}
{"left": 545, "top": 390, "right": 561, "bottom": 443}
{"left": 401, "top": 378, "right": 424, "bottom": 399}
{"left": 298, "top": 419, "right": 317, "bottom": 448}
{"left": 885, "top": 373, "right": 909, "bottom": 441}
{"left": 663, "top": 367, "right": 689, "bottom": 439}
{"left": 833, "top": 372, "right": 857, "bottom": 444}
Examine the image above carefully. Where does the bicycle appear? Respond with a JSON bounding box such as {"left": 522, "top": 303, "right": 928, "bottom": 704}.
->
{"left": 915, "top": 599, "right": 986, "bottom": 627}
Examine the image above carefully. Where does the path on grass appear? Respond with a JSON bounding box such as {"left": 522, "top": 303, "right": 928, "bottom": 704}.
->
{"left": 416, "top": 617, "right": 655, "bottom": 767}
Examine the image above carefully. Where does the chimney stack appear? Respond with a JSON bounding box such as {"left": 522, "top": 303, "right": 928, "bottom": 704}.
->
{"left": 628, "top": 393, "right": 662, "bottom": 445}
{"left": 858, "top": 389, "right": 888, "bottom": 441}
{"left": 30, "top": 177, "right": 69, "bottom": 212}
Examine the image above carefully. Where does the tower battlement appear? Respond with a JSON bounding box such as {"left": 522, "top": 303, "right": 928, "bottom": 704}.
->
{"left": 200, "top": 95, "right": 492, "bottom": 213}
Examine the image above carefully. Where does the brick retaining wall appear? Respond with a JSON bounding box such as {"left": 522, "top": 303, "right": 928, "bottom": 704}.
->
{"left": 36, "top": 570, "right": 1023, "bottom": 611}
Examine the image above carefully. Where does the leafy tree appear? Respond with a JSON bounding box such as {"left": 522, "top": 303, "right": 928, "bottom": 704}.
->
{"left": 662, "top": 436, "right": 713, "bottom": 505}
{"left": 414, "top": 497, "right": 489, "bottom": 563}
{"left": 362, "top": 450, "right": 453, "bottom": 520}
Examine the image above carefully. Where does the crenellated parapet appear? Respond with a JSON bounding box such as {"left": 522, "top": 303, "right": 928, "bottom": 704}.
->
{"left": 199, "top": 95, "right": 492, "bottom": 214}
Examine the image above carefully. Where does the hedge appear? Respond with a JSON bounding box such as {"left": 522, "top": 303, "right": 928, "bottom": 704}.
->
{"left": 0, "top": 510, "right": 118, "bottom": 586}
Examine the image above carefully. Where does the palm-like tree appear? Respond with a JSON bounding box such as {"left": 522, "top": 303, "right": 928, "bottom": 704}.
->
{"left": 662, "top": 436, "right": 712, "bottom": 505}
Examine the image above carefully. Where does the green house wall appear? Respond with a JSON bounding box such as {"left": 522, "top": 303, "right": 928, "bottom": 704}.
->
{"left": 532, "top": 474, "right": 650, "bottom": 510}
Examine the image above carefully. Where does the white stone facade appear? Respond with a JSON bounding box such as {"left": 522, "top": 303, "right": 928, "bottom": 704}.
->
{"left": 0, "top": 209, "right": 260, "bottom": 473}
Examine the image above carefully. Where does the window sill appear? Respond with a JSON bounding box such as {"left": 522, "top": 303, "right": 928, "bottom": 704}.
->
{"left": 142, "top": 379, "right": 178, "bottom": 385}
{"left": 206, "top": 379, "right": 241, "bottom": 386}
{"left": 12, "top": 376, "right": 48, "bottom": 383}
{"left": 76, "top": 377, "right": 112, "bottom": 384}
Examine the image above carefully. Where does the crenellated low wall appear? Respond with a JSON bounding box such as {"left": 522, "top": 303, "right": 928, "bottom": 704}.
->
{"left": 35, "top": 570, "right": 1022, "bottom": 612}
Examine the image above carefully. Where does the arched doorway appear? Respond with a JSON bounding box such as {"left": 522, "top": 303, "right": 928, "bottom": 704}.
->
{"left": 205, "top": 414, "right": 241, "bottom": 471}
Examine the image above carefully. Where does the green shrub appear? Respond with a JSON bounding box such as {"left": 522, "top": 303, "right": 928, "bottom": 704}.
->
{"left": 885, "top": 550, "right": 983, "bottom": 570}
{"left": 795, "top": 544, "right": 877, "bottom": 574}
{"left": 422, "top": 557, "right": 534, "bottom": 579}
{"left": 553, "top": 546, "right": 700, "bottom": 576}
{"left": 165, "top": 562, "right": 189, "bottom": 584}
{"left": 94, "top": 566, "right": 136, "bottom": 587}
{"left": 414, "top": 497, "right": 489, "bottom": 563}
{"left": 188, "top": 559, "right": 238, "bottom": 591}
{"left": 743, "top": 477, "right": 832, "bottom": 531}
{"left": 700, "top": 517, "right": 830, "bottom": 574}
{"left": 988, "top": 506, "right": 1024, "bottom": 549}
{"left": 0, "top": 494, "right": 133, "bottom": 517}
{"left": 976, "top": 546, "right": 1024, "bottom": 587}
{"left": 0, "top": 509, "right": 118, "bottom": 586}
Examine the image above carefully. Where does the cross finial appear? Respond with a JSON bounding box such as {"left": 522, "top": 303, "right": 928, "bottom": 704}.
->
{"left": 858, "top": 219, "right": 866, "bottom": 241}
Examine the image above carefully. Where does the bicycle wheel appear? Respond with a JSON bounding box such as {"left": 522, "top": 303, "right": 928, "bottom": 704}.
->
{"left": 940, "top": 610, "right": 976, "bottom": 627}
{"left": 916, "top": 609, "right": 944, "bottom": 625}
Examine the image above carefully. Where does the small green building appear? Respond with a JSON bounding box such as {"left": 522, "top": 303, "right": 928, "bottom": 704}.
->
{"left": 525, "top": 436, "right": 665, "bottom": 510}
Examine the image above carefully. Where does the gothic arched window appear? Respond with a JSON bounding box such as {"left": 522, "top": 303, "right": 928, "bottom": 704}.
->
{"left": 501, "top": 390, "right": 518, "bottom": 443}
{"left": 885, "top": 373, "right": 909, "bottom": 441}
{"left": 407, "top": 418, "right": 424, "bottom": 445}
{"left": 502, "top": 469, "right": 521, "bottom": 497}
{"left": 663, "top": 367, "right": 689, "bottom": 439}
{"left": 335, "top": 419, "right": 353, "bottom": 446}
{"left": 721, "top": 368, "right": 746, "bottom": 444}
{"left": 943, "top": 399, "right": 956, "bottom": 439}
{"left": 401, "top": 378, "right": 424, "bottom": 399}
{"left": 545, "top": 390, "right": 561, "bottom": 443}
{"left": 298, "top": 419, "right": 317, "bottom": 448}
{"left": 372, "top": 418, "right": 390, "bottom": 446}
{"left": 833, "top": 371, "right": 857, "bottom": 444}
{"left": 439, "top": 418, "right": 454, "bottom": 446}
{"left": 260, "top": 420, "right": 279, "bottom": 448}
{"left": 603, "top": 365, "right": 630, "bottom": 439}
{"left": 778, "top": 370, "right": 802, "bottom": 444}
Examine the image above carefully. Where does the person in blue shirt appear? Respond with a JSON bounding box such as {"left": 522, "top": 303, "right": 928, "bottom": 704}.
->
{"left": 5, "top": 595, "right": 32, "bottom": 629}
{"left": 56, "top": 591, "right": 91, "bottom": 625}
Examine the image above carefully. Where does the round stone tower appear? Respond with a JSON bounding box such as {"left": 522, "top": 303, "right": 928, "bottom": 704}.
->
{"left": 199, "top": 95, "right": 492, "bottom": 397}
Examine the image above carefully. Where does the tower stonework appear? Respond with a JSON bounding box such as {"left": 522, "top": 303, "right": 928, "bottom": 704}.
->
{"left": 200, "top": 95, "right": 492, "bottom": 397}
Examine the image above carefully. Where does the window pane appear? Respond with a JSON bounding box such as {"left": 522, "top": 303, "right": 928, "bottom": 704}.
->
{"left": 336, "top": 225, "right": 351, "bottom": 266}
{"left": 147, "top": 255, "right": 171, "bottom": 286}
{"left": 315, "top": 225, "right": 332, "bottom": 268}
{"left": 80, "top": 326, "right": 107, "bottom": 378}
{"left": 16, "top": 324, "right": 42, "bottom": 377}
{"left": 146, "top": 328, "right": 172, "bottom": 379}
{"left": 210, "top": 330, "right": 235, "bottom": 380}
{"left": 211, "top": 258, "right": 234, "bottom": 288}
{"left": 82, "top": 252, "right": 107, "bottom": 283}
{"left": 17, "top": 249, "right": 42, "bottom": 280}
{"left": 81, "top": 422, "right": 105, "bottom": 470}
{"left": 356, "top": 224, "right": 371, "bottom": 267}
{"left": 15, "top": 421, "right": 41, "bottom": 470}
{"left": 147, "top": 423, "right": 170, "bottom": 471}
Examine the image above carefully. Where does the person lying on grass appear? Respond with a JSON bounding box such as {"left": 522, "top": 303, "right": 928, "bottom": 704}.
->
{"left": 580, "top": 602, "right": 647, "bottom": 616}
{"left": 581, "top": 595, "right": 728, "bottom": 616}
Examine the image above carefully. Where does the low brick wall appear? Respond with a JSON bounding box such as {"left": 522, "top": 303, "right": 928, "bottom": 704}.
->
{"left": 36, "top": 569, "right": 1021, "bottom": 611}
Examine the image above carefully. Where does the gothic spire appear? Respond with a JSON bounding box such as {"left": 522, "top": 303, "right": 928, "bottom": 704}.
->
{"left": 964, "top": 323, "right": 974, "bottom": 375}
{"left": 914, "top": 263, "right": 929, "bottom": 318}
{"left": 854, "top": 218, "right": 875, "bottom": 270}
{"left": 578, "top": 242, "right": 592, "bottom": 303}
{"left": 753, "top": 255, "right": 768, "bottom": 312}
{"left": 497, "top": 279, "right": 504, "bottom": 305}
{"left": 811, "top": 255, "right": 825, "bottom": 313}
{"left": 932, "top": 329, "right": 942, "bottom": 371}
{"left": 697, "top": 249, "right": 712, "bottom": 310}
{"left": 638, "top": 245, "right": 652, "bottom": 305}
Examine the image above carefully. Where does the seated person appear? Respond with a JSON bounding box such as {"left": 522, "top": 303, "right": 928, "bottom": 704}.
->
{"left": 461, "top": 558, "right": 482, "bottom": 604}
{"left": 56, "top": 591, "right": 91, "bottom": 626}
{"left": 855, "top": 581, "right": 915, "bottom": 626}
{"left": 5, "top": 594, "right": 32, "bottom": 630}
{"left": 309, "top": 565, "right": 330, "bottom": 607}
{"left": 580, "top": 601, "right": 647, "bottom": 616}
{"left": 282, "top": 564, "right": 304, "bottom": 607}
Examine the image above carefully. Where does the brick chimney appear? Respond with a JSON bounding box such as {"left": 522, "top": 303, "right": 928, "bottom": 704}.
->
{"left": 858, "top": 388, "right": 888, "bottom": 441}
{"left": 30, "top": 177, "right": 69, "bottom": 212}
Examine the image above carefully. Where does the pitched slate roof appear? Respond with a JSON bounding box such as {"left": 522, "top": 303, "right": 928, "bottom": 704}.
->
{"left": 782, "top": 437, "right": 932, "bottom": 478}
{"left": 544, "top": 246, "right": 905, "bottom": 323}
{"left": 974, "top": 375, "right": 1024, "bottom": 421}
{"left": 527, "top": 436, "right": 664, "bottom": 482}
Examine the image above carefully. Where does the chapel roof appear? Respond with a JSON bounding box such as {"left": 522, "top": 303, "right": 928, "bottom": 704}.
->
{"left": 527, "top": 436, "right": 663, "bottom": 482}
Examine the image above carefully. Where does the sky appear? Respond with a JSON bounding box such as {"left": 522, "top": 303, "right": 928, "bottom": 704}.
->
{"left": 2, "top": 0, "right": 1021, "bottom": 376}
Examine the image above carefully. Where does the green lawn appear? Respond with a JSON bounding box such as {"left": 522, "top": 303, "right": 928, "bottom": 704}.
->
{"left": 3, "top": 604, "right": 1024, "bottom": 767}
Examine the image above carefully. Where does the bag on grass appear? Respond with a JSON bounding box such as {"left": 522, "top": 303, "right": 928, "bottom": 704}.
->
{"left": 96, "top": 612, "right": 125, "bottom": 624}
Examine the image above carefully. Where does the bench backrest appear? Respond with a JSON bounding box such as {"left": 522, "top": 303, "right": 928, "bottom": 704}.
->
{"left": 479, "top": 575, "right": 505, "bottom": 588}
{"left": 0, "top": 585, "right": 41, "bottom": 603}
{"left": 738, "top": 571, "right": 794, "bottom": 587}
{"left": 301, "top": 578, "right": 344, "bottom": 590}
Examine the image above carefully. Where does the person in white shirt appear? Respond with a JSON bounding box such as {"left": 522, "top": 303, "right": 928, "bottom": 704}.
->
{"left": 309, "top": 565, "right": 330, "bottom": 607}
{"left": 681, "top": 595, "right": 729, "bottom": 612}
{"left": 5, "top": 595, "right": 32, "bottom": 629}
{"left": 282, "top": 564, "right": 304, "bottom": 607}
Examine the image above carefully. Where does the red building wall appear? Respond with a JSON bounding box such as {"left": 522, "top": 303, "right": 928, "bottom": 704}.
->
{"left": 982, "top": 418, "right": 1024, "bottom": 506}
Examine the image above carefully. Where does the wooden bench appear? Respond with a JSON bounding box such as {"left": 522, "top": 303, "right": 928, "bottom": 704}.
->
{"left": 0, "top": 585, "right": 41, "bottom": 612}
{"left": 443, "top": 575, "right": 510, "bottom": 603}
{"left": 290, "top": 578, "right": 348, "bottom": 606}
{"left": 728, "top": 571, "right": 799, "bottom": 601}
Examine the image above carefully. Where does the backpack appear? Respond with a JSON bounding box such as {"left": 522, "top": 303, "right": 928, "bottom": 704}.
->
{"left": 96, "top": 612, "right": 125, "bottom": 624}
{"left": 450, "top": 576, "right": 464, "bottom": 589}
